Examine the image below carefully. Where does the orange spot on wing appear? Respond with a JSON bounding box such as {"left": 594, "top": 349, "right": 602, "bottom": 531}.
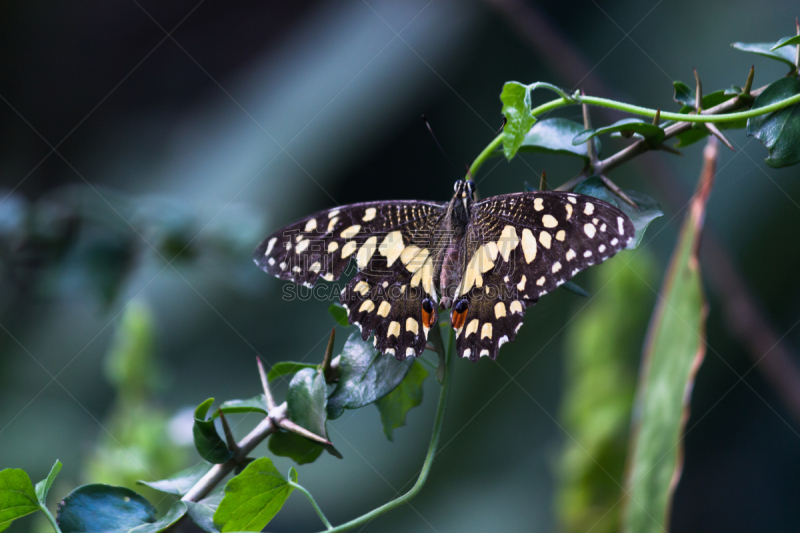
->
{"left": 421, "top": 306, "right": 437, "bottom": 328}
{"left": 451, "top": 307, "right": 468, "bottom": 330}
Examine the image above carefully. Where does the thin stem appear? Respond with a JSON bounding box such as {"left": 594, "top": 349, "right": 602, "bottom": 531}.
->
{"left": 289, "top": 481, "right": 334, "bottom": 530}
{"left": 40, "top": 504, "right": 62, "bottom": 533}
{"left": 321, "top": 325, "right": 454, "bottom": 533}
{"left": 467, "top": 133, "right": 503, "bottom": 181}
{"left": 465, "top": 85, "right": 789, "bottom": 182}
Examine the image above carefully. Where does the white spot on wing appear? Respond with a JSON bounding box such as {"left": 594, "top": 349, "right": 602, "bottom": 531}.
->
{"left": 584, "top": 223, "right": 597, "bottom": 238}
{"left": 304, "top": 219, "right": 317, "bottom": 232}
{"left": 264, "top": 237, "right": 277, "bottom": 256}
{"left": 362, "top": 208, "right": 377, "bottom": 222}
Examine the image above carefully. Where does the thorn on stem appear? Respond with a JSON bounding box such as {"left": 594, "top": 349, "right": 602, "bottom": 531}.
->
{"left": 217, "top": 409, "right": 240, "bottom": 454}
{"left": 322, "top": 328, "right": 337, "bottom": 384}
{"left": 705, "top": 123, "right": 735, "bottom": 151}
{"left": 693, "top": 68, "right": 703, "bottom": 112}
{"left": 539, "top": 171, "right": 548, "bottom": 191}
{"left": 652, "top": 108, "right": 661, "bottom": 127}
{"left": 581, "top": 89, "right": 598, "bottom": 166}
{"left": 256, "top": 356, "right": 276, "bottom": 411}
{"left": 599, "top": 175, "right": 638, "bottom": 209}
{"left": 659, "top": 143, "right": 684, "bottom": 156}
{"left": 279, "top": 419, "right": 333, "bottom": 446}
{"left": 743, "top": 65, "right": 755, "bottom": 96}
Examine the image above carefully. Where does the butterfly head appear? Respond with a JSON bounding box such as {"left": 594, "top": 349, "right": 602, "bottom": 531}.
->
{"left": 452, "top": 179, "right": 477, "bottom": 213}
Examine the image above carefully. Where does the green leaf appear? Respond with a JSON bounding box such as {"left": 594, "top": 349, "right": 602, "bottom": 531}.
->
{"left": 328, "top": 303, "right": 350, "bottom": 327}
{"left": 327, "top": 332, "right": 415, "bottom": 419}
{"left": 267, "top": 362, "right": 318, "bottom": 383}
{"left": 57, "top": 484, "right": 167, "bottom": 533}
{"left": 746, "top": 77, "right": 800, "bottom": 168}
{"left": 186, "top": 488, "right": 223, "bottom": 533}
{"left": 268, "top": 431, "right": 325, "bottom": 465}
{"left": 672, "top": 81, "right": 694, "bottom": 107}
{"left": 130, "top": 502, "right": 187, "bottom": 533}
{"left": 731, "top": 41, "right": 797, "bottom": 70}
{"left": 557, "top": 252, "right": 658, "bottom": 533}
{"left": 0, "top": 468, "right": 40, "bottom": 531}
{"left": 376, "top": 361, "right": 428, "bottom": 440}
{"left": 213, "top": 458, "right": 295, "bottom": 532}
{"left": 573, "top": 119, "right": 664, "bottom": 146}
{"left": 573, "top": 178, "right": 663, "bottom": 249}
{"left": 137, "top": 461, "right": 212, "bottom": 496}
{"left": 193, "top": 398, "right": 234, "bottom": 464}
{"left": 771, "top": 35, "right": 800, "bottom": 51}
{"left": 35, "top": 460, "right": 62, "bottom": 505}
{"left": 501, "top": 82, "right": 537, "bottom": 160}
{"left": 214, "top": 395, "right": 269, "bottom": 417}
{"left": 286, "top": 368, "right": 330, "bottom": 441}
{"left": 623, "top": 173, "right": 710, "bottom": 533}
{"left": 516, "top": 118, "right": 601, "bottom": 161}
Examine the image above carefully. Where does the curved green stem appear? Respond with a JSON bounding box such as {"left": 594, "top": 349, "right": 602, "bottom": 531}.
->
{"left": 40, "top": 505, "right": 62, "bottom": 533}
{"left": 289, "top": 481, "right": 333, "bottom": 530}
{"left": 320, "top": 325, "right": 454, "bottom": 533}
{"left": 466, "top": 90, "right": 800, "bottom": 181}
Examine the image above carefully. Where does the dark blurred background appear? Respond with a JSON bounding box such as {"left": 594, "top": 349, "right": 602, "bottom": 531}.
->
{"left": 2, "top": 1, "right": 800, "bottom": 531}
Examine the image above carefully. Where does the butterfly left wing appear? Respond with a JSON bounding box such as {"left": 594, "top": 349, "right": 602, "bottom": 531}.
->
{"left": 452, "top": 190, "right": 634, "bottom": 361}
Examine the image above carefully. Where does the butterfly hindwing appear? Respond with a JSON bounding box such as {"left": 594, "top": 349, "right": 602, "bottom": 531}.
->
{"left": 253, "top": 201, "right": 444, "bottom": 288}
{"left": 452, "top": 190, "right": 634, "bottom": 360}
{"left": 340, "top": 250, "right": 434, "bottom": 359}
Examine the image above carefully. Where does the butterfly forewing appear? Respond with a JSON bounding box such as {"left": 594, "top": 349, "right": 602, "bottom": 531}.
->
{"left": 253, "top": 200, "right": 444, "bottom": 287}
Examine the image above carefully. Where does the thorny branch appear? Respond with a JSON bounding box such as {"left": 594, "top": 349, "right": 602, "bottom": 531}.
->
{"left": 486, "top": 0, "right": 800, "bottom": 425}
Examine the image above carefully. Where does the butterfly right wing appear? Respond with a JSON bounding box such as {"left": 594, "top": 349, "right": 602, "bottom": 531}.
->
{"left": 253, "top": 200, "right": 444, "bottom": 288}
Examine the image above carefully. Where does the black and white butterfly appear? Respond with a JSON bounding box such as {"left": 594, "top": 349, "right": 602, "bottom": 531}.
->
{"left": 254, "top": 180, "right": 633, "bottom": 362}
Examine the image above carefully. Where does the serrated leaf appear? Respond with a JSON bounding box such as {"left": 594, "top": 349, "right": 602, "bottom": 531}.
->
{"left": 193, "top": 398, "right": 234, "bottom": 464}
{"left": 623, "top": 161, "right": 711, "bottom": 533}
{"left": 501, "top": 82, "right": 536, "bottom": 160}
{"left": 214, "top": 395, "right": 269, "bottom": 417}
{"left": 267, "top": 362, "right": 318, "bottom": 383}
{"left": 376, "top": 361, "right": 428, "bottom": 441}
{"left": 327, "top": 332, "right": 415, "bottom": 419}
{"left": 213, "top": 458, "right": 294, "bottom": 532}
{"left": 731, "top": 42, "right": 797, "bottom": 70}
{"left": 573, "top": 119, "right": 665, "bottom": 146}
{"left": 186, "top": 487, "right": 224, "bottom": 533}
{"left": 672, "top": 81, "right": 695, "bottom": 107}
{"left": 268, "top": 431, "right": 325, "bottom": 465}
{"left": 286, "top": 368, "right": 330, "bottom": 441}
{"left": 35, "top": 460, "right": 62, "bottom": 505}
{"left": 771, "top": 35, "right": 800, "bottom": 50}
{"left": 573, "top": 178, "right": 662, "bottom": 249}
{"left": 137, "top": 461, "right": 212, "bottom": 496}
{"left": 516, "top": 118, "right": 601, "bottom": 161}
{"left": 328, "top": 303, "right": 350, "bottom": 327}
{"left": 746, "top": 77, "right": 800, "bottom": 168}
{"left": 0, "top": 468, "right": 40, "bottom": 531}
{"left": 57, "top": 484, "right": 186, "bottom": 533}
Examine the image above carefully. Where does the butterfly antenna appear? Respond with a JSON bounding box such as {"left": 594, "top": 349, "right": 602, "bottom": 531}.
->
{"left": 422, "top": 115, "right": 461, "bottom": 180}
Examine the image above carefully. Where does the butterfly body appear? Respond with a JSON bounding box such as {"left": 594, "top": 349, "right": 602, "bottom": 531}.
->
{"left": 254, "top": 180, "right": 633, "bottom": 361}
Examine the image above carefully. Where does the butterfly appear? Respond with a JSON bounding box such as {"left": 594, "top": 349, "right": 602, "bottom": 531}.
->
{"left": 254, "top": 180, "right": 634, "bottom": 362}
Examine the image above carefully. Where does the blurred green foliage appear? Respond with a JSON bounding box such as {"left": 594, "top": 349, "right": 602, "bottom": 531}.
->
{"left": 557, "top": 250, "right": 657, "bottom": 533}
{"left": 82, "top": 303, "right": 190, "bottom": 509}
